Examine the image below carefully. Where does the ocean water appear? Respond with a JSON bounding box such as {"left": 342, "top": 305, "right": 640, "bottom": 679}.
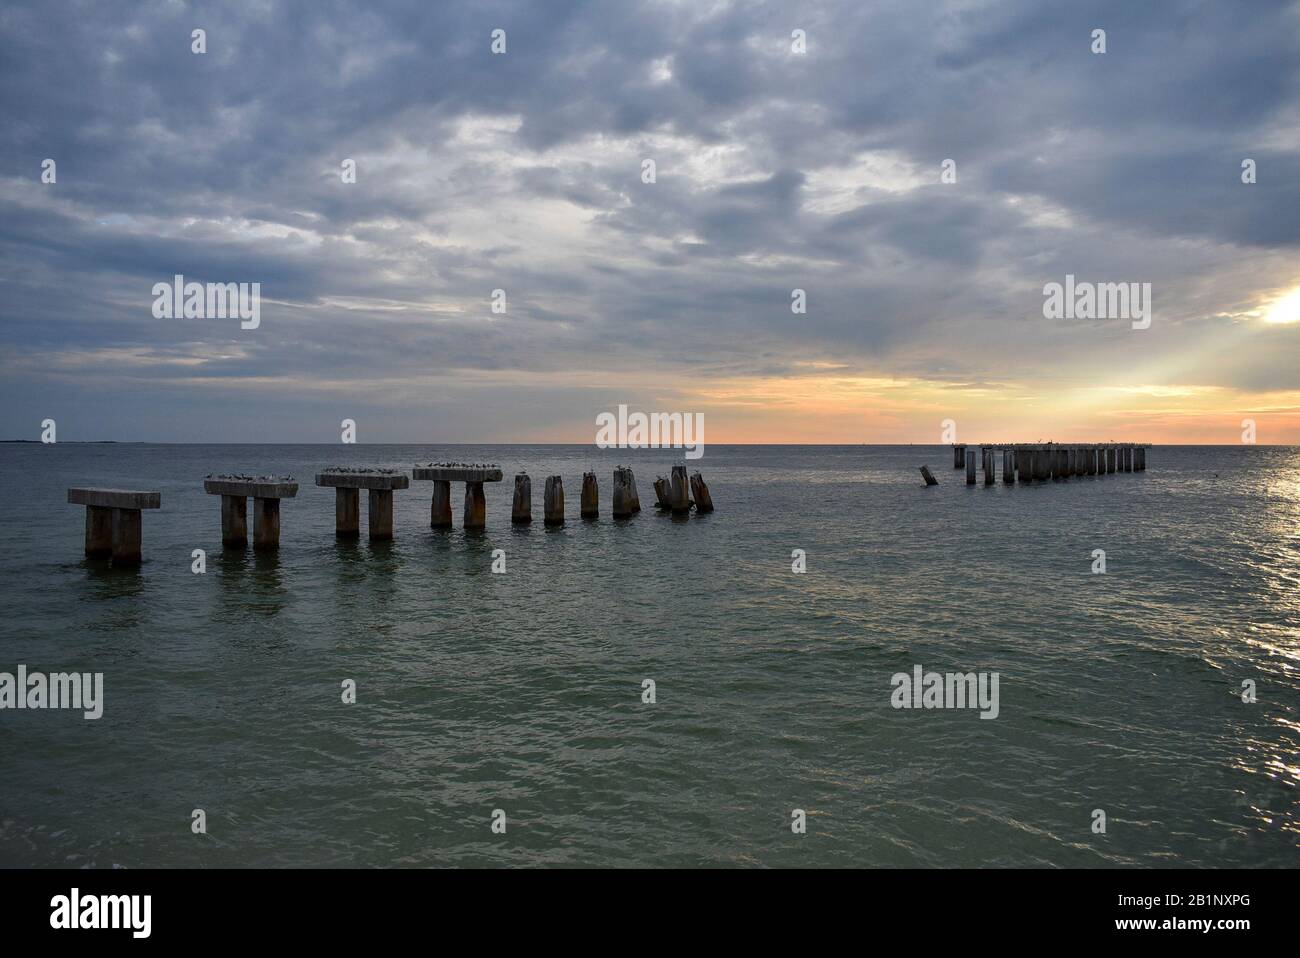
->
{"left": 0, "top": 443, "right": 1296, "bottom": 868}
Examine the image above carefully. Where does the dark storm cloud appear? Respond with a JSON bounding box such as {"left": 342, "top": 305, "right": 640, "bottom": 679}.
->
{"left": 1, "top": 0, "right": 1298, "bottom": 439}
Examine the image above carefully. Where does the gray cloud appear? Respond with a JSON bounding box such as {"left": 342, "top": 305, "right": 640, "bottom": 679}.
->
{"left": 1, "top": 0, "right": 1298, "bottom": 440}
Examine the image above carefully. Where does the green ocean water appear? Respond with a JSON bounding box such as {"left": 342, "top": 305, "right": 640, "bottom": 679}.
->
{"left": 0, "top": 443, "right": 1296, "bottom": 867}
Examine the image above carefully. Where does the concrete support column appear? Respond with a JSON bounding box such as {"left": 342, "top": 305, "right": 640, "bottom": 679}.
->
{"left": 253, "top": 497, "right": 281, "bottom": 551}
{"left": 1136, "top": 448, "right": 1146, "bottom": 471}
{"left": 84, "top": 505, "right": 113, "bottom": 558}
{"left": 544, "top": 476, "right": 564, "bottom": 526}
{"left": 335, "top": 487, "right": 360, "bottom": 538}
{"left": 983, "top": 449, "right": 995, "bottom": 485}
{"left": 111, "top": 508, "right": 142, "bottom": 567}
{"left": 512, "top": 474, "right": 532, "bottom": 524}
{"left": 221, "top": 495, "right": 248, "bottom": 548}
{"left": 430, "top": 480, "right": 452, "bottom": 529}
{"left": 463, "top": 481, "right": 486, "bottom": 529}
{"left": 965, "top": 450, "right": 976, "bottom": 484}
{"left": 1003, "top": 449, "right": 1014, "bottom": 484}
{"left": 368, "top": 489, "right": 394, "bottom": 541}
{"left": 1122, "top": 447, "right": 1132, "bottom": 472}
{"left": 954, "top": 444, "right": 966, "bottom": 468}
{"left": 580, "top": 472, "right": 599, "bottom": 519}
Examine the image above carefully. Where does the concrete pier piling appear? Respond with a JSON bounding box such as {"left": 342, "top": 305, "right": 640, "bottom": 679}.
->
{"left": 1003, "top": 449, "right": 1015, "bottom": 484}
{"left": 315, "top": 469, "right": 410, "bottom": 541}
{"left": 253, "top": 497, "right": 281, "bottom": 551}
{"left": 463, "top": 482, "right": 487, "bottom": 529}
{"left": 430, "top": 481, "right": 452, "bottom": 529}
{"left": 983, "top": 448, "right": 995, "bottom": 485}
{"left": 336, "top": 488, "right": 361, "bottom": 537}
{"left": 68, "top": 488, "right": 161, "bottom": 567}
{"left": 965, "top": 450, "right": 976, "bottom": 485}
{"left": 512, "top": 473, "right": 532, "bottom": 524}
{"left": 612, "top": 467, "right": 635, "bottom": 518}
{"left": 581, "top": 472, "right": 599, "bottom": 519}
{"left": 544, "top": 475, "right": 564, "bottom": 526}
{"left": 412, "top": 463, "right": 503, "bottom": 531}
{"left": 669, "top": 465, "right": 692, "bottom": 514}
{"left": 653, "top": 476, "right": 671, "bottom": 510}
{"left": 203, "top": 475, "right": 298, "bottom": 551}
{"left": 221, "top": 495, "right": 247, "bottom": 547}
{"left": 690, "top": 472, "right": 714, "bottom": 512}
{"left": 920, "top": 465, "right": 938, "bottom": 486}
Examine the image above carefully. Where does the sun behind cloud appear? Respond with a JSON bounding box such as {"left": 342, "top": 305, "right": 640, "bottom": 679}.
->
{"left": 1265, "top": 287, "right": 1300, "bottom": 325}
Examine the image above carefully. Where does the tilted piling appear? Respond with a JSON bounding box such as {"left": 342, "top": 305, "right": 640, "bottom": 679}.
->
{"left": 920, "top": 465, "right": 938, "bottom": 486}
{"left": 653, "top": 476, "right": 671, "bottom": 510}
{"left": 690, "top": 472, "right": 714, "bottom": 512}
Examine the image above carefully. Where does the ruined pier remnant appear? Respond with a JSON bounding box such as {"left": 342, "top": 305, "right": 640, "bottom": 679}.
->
{"left": 544, "top": 475, "right": 564, "bottom": 526}
{"left": 581, "top": 472, "right": 599, "bottom": 519}
{"left": 68, "top": 487, "right": 161, "bottom": 567}
{"left": 920, "top": 465, "right": 938, "bottom": 486}
{"left": 611, "top": 466, "right": 642, "bottom": 518}
{"left": 689, "top": 472, "right": 714, "bottom": 512}
{"left": 653, "top": 476, "right": 671, "bottom": 510}
{"left": 1002, "top": 449, "right": 1015, "bottom": 484}
{"left": 315, "top": 468, "right": 409, "bottom": 541}
{"left": 965, "top": 450, "right": 976, "bottom": 485}
{"left": 411, "top": 463, "right": 504, "bottom": 530}
{"left": 511, "top": 473, "right": 532, "bottom": 524}
{"left": 983, "top": 448, "right": 995, "bottom": 485}
{"left": 669, "top": 465, "right": 691, "bottom": 515}
{"left": 953, "top": 444, "right": 966, "bottom": 469}
{"left": 203, "top": 474, "right": 298, "bottom": 551}
{"left": 612, "top": 467, "right": 635, "bottom": 518}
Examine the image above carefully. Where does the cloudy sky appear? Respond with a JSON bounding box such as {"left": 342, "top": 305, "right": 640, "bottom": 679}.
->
{"left": 2, "top": 0, "right": 1299, "bottom": 443}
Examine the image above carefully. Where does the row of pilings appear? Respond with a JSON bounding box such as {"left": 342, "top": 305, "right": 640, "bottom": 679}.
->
{"left": 949, "top": 443, "right": 1149, "bottom": 485}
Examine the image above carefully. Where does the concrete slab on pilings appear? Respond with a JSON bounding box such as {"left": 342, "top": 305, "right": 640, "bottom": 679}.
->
{"left": 68, "top": 488, "right": 161, "bottom": 510}
{"left": 411, "top": 463, "right": 504, "bottom": 483}
{"left": 315, "top": 469, "right": 410, "bottom": 490}
{"left": 68, "top": 487, "right": 159, "bottom": 566}
{"left": 203, "top": 475, "right": 299, "bottom": 499}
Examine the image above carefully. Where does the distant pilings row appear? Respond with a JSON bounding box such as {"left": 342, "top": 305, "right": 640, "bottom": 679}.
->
{"left": 922, "top": 443, "right": 1150, "bottom": 487}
